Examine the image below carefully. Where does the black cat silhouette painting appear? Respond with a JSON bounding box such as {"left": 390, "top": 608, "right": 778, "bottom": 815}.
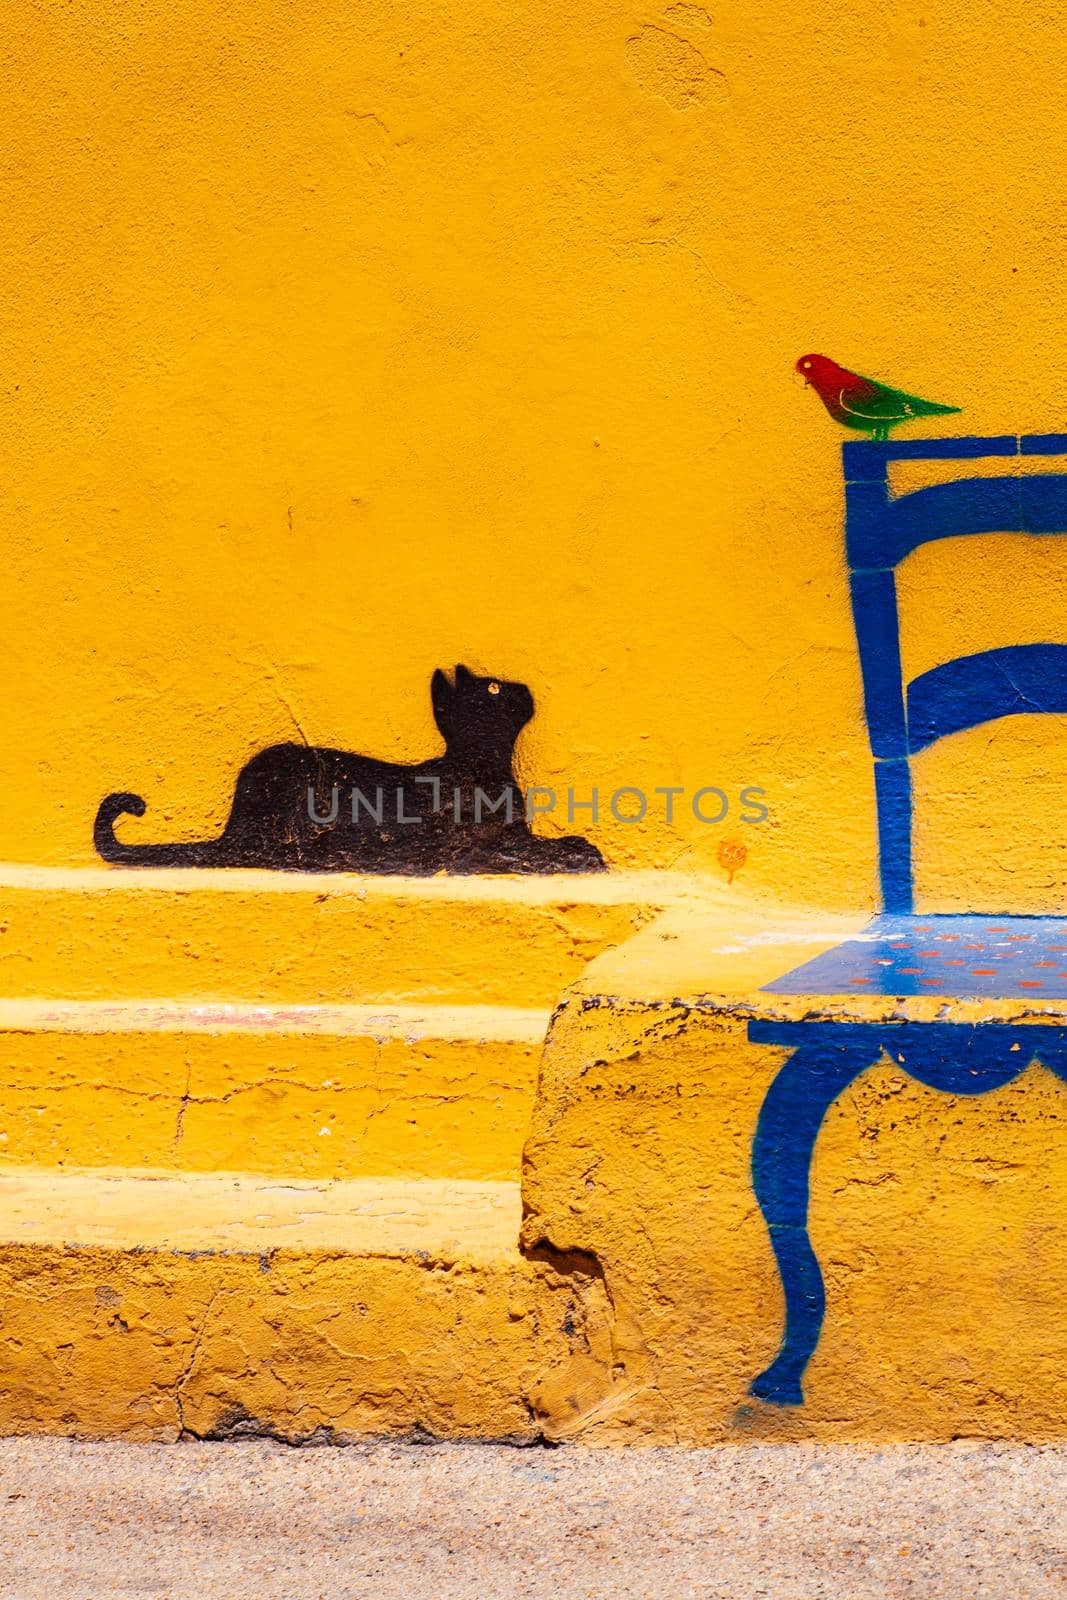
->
{"left": 95, "top": 665, "right": 605, "bottom": 875}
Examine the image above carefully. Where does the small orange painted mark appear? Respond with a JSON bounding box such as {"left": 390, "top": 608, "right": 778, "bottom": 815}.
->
{"left": 1007, "top": 935, "right": 1031, "bottom": 942}
{"left": 889, "top": 942, "right": 910, "bottom": 949}
{"left": 917, "top": 950, "right": 940, "bottom": 957}
{"left": 898, "top": 967, "right": 921, "bottom": 974}
{"left": 717, "top": 839, "right": 747, "bottom": 885}
{"left": 936, "top": 934, "right": 959, "bottom": 941}
{"left": 920, "top": 978, "right": 942, "bottom": 986}
{"left": 1035, "top": 961, "right": 1057, "bottom": 968}
{"left": 1018, "top": 980, "right": 1043, "bottom": 988}
{"left": 941, "top": 959, "right": 965, "bottom": 965}
{"left": 987, "top": 927, "right": 1008, "bottom": 933}
{"left": 963, "top": 944, "right": 985, "bottom": 950}
{"left": 972, "top": 969, "right": 996, "bottom": 976}
{"left": 851, "top": 976, "right": 872, "bottom": 983}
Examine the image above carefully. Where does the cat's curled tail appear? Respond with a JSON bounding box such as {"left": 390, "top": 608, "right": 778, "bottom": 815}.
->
{"left": 94, "top": 792, "right": 221, "bottom": 866}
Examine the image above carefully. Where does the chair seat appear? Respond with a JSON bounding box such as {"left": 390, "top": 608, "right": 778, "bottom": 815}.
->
{"left": 763, "top": 914, "right": 1067, "bottom": 1002}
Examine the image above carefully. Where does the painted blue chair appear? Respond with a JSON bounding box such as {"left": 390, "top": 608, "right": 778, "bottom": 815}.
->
{"left": 748, "top": 433, "right": 1067, "bottom": 1406}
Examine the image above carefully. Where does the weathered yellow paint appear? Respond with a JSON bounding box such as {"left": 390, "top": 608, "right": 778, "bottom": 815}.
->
{"left": 0, "top": 868, "right": 667, "bottom": 1006}
{"left": 0, "top": 871, "right": 681, "bottom": 1441}
{"left": 1, "top": 883, "right": 1066, "bottom": 1440}
{"left": 4, "top": 0, "right": 1067, "bottom": 1446}
{"left": 0, "top": 1168, "right": 613, "bottom": 1442}
{"left": 521, "top": 909, "right": 1067, "bottom": 1442}
{"left": 0, "top": 999, "right": 548, "bottom": 1181}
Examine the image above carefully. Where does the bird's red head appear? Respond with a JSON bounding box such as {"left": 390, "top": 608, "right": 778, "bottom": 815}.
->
{"left": 796, "top": 353, "right": 847, "bottom": 392}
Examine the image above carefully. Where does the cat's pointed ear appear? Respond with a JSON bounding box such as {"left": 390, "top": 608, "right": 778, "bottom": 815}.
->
{"left": 431, "top": 668, "right": 454, "bottom": 734}
{"left": 455, "top": 663, "right": 474, "bottom": 686}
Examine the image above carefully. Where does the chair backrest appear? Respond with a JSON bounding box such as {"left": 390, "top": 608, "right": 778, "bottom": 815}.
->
{"left": 844, "top": 433, "right": 1067, "bottom": 912}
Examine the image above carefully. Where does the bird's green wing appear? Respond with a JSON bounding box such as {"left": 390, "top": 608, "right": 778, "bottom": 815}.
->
{"left": 894, "top": 388, "right": 961, "bottom": 417}
{"left": 841, "top": 379, "right": 960, "bottom": 423}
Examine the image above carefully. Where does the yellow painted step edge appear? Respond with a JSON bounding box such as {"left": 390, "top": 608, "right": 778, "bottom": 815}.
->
{"left": 0, "top": 863, "right": 693, "bottom": 904}
{"left": 0, "top": 1166, "right": 524, "bottom": 1260}
{"left": 0, "top": 999, "right": 553, "bottom": 1042}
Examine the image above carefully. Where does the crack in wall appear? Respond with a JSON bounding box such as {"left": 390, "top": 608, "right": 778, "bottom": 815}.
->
{"left": 175, "top": 1285, "right": 222, "bottom": 1437}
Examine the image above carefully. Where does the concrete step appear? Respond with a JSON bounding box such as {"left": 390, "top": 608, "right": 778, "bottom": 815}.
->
{"left": 0, "top": 1165, "right": 613, "bottom": 1442}
{"left": 522, "top": 901, "right": 1067, "bottom": 1444}
{"left": 0, "top": 866, "right": 672, "bottom": 1007}
{"left": 0, "top": 1000, "right": 550, "bottom": 1182}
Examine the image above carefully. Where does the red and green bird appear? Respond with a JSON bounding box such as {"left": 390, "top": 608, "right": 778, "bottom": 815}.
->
{"left": 796, "top": 353, "right": 960, "bottom": 441}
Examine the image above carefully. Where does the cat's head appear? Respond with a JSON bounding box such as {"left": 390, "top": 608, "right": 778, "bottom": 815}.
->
{"left": 431, "top": 664, "right": 534, "bottom": 750}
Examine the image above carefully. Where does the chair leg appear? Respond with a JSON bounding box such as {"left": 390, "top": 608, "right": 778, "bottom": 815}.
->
{"left": 750, "top": 1039, "right": 880, "bottom": 1405}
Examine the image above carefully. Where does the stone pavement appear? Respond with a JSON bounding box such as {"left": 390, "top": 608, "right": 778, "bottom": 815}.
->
{"left": 0, "top": 1436, "right": 1063, "bottom": 1598}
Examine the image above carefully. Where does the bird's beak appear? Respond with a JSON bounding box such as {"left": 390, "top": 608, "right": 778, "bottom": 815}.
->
{"left": 793, "top": 370, "right": 809, "bottom": 389}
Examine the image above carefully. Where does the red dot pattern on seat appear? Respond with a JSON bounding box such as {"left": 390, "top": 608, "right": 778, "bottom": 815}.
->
{"left": 765, "top": 916, "right": 1067, "bottom": 999}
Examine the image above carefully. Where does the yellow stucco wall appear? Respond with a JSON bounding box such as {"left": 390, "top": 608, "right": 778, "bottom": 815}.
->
{"left": 8, "top": 2, "right": 1067, "bottom": 1447}
{"left": 8, "top": 0, "right": 1067, "bottom": 909}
